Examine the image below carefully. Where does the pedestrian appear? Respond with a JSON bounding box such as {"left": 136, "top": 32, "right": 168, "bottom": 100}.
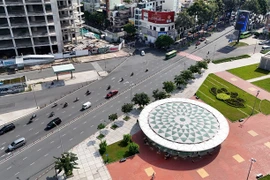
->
{"left": 152, "top": 172, "right": 155, "bottom": 179}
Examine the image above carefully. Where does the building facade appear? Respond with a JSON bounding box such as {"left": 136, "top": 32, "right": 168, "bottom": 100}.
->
{"left": 134, "top": 0, "right": 180, "bottom": 43}
{"left": 0, "top": 0, "right": 84, "bottom": 58}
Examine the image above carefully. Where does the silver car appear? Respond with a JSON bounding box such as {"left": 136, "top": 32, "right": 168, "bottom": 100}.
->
{"left": 7, "top": 137, "right": 26, "bottom": 152}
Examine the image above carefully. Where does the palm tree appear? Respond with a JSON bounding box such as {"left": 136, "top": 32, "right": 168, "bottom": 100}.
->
{"left": 54, "top": 152, "right": 79, "bottom": 177}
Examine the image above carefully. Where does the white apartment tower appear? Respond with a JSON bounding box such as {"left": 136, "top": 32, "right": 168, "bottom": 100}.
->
{"left": 0, "top": 0, "right": 84, "bottom": 58}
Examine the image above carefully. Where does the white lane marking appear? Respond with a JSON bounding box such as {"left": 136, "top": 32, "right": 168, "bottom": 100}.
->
{"left": 117, "top": 108, "right": 120, "bottom": 111}
{"left": 0, "top": 146, "right": 4, "bottom": 150}
{"left": 68, "top": 114, "right": 72, "bottom": 117}
{"left": 80, "top": 131, "right": 84, "bottom": 134}
{"left": 61, "top": 134, "right": 66, "bottom": 137}
{"left": 83, "top": 121, "right": 87, "bottom": 124}
{"left": 73, "top": 127, "right": 77, "bottom": 130}
{"left": 35, "top": 132, "right": 39, "bottom": 135}
{"left": 110, "top": 105, "right": 113, "bottom": 108}
{"left": 100, "top": 119, "right": 104, "bottom": 122}
{"left": 30, "top": 162, "right": 35, "bottom": 166}
{"left": 93, "top": 115, "right": 96, "bottom": 118}
{"left": 91, "top": 125, "right": 94, "bottom": 127}
{"left": 16, "top": 135, "right": 20, "bottom": 138}
{"left": 22, "top": 157, "right": 27, "bottom": 161}
{"left": 7, "top": 166, "right": 12, "bottom": 170}
{"left": 1, "top": 154, "right": 5, "bottom": 158}
{"left": 101, "top": 110, "right": 105, "bottom": 113}
{"left": 62, "top": 111, "right": 66, "bottom": 113}
{"left": 15, "top": 172, "right": 20, "bottom": 176}
{"left": 1, "top": 142, "right": 6, "bottom": 145}
{"left": 111, "top": 77, "right": 115, "bottom": 80}
{"left": 41, "top": 122, "right": 44, "bottom": 125}
{"left": 57, "top": 146, "right": 61, "bottom": 149}
{"left": 29, "top": 128, "right": 33, "bottom": 131}
{"left": 50, "top": 141, "right": 54, "bottom": 144}
{"left": 35, "top": 118, "right": 39, "bottom": 121}
{"left": 46, "top": 113, "right": 50, "bottom": 116}
{"left": 23, "top": 124, "right": 26, "bottom": 127}
{"left": 44, "top": 154, "right": 48, "bottom": 157}
{"left": 125, "top": 96, "right": 128, "bottom": 99}
{"left": 37, "top": 148, "right": 41, "bottom": 152}
{"left": 72, "top": 106, "right": 75, "bottom": 109}
{"left": 69, "top": 138, "right": 73, "bottom": 141}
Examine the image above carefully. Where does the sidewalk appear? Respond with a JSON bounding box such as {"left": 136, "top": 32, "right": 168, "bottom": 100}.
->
{"left": 247, "top": 74, "right": 270, "bottom": 82}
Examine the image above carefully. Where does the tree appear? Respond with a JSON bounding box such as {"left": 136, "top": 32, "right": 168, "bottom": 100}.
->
{"left": 122, "top": 134, "right": 132, "bottom": 145}
{"left": 188, "top": 65, "right": 202, "bottom": 74}
{"left": 258, "top": 0, "right": 268, "bottom": 15}
{"left": 123, "top": 23, "right": 136, "bottom": 36}
{"left": 152, "top": 89, "right": 169, "bottom": 101}
{"left": 155, "top": 35, "right": 174, "bottom": 49}
{"left": 175, "top": 11, "right": 195, "bottom": 32}
{"left": 196, "top": 61, "right": 208, "bottom": 70}
{"left": 54, "top": 152, "right": 79, "bottom": 177}
{"left": 132, "top": 93, "right": 150, "bottom": 108}
{"left": 174, "top": 75, "right": 188, "bottom": 87}
{"left": 99, "top": 140, "right": 107, "bottom": 155}
{"left": 162, "top": 81, "right": 176, "bottom": 93}
{"left": 123, "top": 0, "right": 132, "bottom": 3}
{"left": 121, "top": 103, "right": 134, "bottom": 118}
{"left": 128, "top": 142, "right": 139, "bottom": 155}
{"left": 108, "top": 113, "right": 118, "bottom": 122}
{"left": 223, "top": 0, "right": 240, "bottom": 11}
{"left": 242, "top": 0, "right": 260, "bottom": 14}
{"left": 180, "top": 70, "right": 195, "bottom": 81}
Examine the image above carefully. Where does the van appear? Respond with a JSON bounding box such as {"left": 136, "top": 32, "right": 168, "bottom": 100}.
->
{"left": 0, "top": 123, "right": 15, "bottom": 135}
{"left": 7, "top": 137, "right": 26, "bottom": 152}
{"left": 45, "top": 117, "right": 62, "bottom": 131}
{"left": 82, "top": 101, "right": 91, "bottom": 110}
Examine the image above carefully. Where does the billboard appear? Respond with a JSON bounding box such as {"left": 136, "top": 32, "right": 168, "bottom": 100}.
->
{"left": 235, "top": 10, "right": 250, "bottom": 32}
{"left": 158, "top": 32, "right": 167, "bottom": 36}
{"left": 143, "top": 10, "right": 175, "bottom": 24}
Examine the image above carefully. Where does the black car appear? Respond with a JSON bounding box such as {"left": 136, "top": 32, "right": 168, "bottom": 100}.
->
{"left": 0, "top": 123, "right": 15, "bottom": 135}
{"left": 44, "top": 117, "right": 62, "bottom": 131}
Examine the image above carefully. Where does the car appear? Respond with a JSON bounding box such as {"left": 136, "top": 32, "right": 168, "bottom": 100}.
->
{"left": 44, "top": 117, "right": 62, "bottom": 131}
{"left": 7, "top": 137, "right": 26, "bottom": 152}
{"left": 82, "top": 101, "right": 91, "bottom": 110}
{"left": 199, "top": 37, "right": 206, "bottom": 42}
{"left": 0, "top": 123, "right": 15, "bottom": 135}
{"left": 195, "top": 41, "right": 201, "bottom": 46}
{"left": 106, "top": 90, "right": 118, "bottom": 99}
{"left": 259, "top": 40, "right": 270, "bottom": 45}
{"left": 141, "top": 50, "right": 145, "bottom": 56}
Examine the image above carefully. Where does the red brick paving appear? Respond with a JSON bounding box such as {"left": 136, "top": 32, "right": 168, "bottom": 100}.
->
{"left": 107, "top": 112, "right": 270, "bottom": 180}
{"left": 215, "top": 71, "right": 270, "bottom": 101}
{"left": 178, "top": 52, "right": 203, "bottom": 61}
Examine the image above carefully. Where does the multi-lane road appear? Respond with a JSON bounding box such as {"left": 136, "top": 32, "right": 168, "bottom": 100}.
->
{"left": 0, "top": 26, "right": 260, "bottom": 180}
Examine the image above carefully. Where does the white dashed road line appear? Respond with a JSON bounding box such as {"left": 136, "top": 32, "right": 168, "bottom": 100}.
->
{"left": 7, "top": 166, "right": 11, "bottom": 170}
{"left": 80, "top": 131, "right": 84, "bottom": 134}
{"left": 35, "top": 132, "right": 39, "bottom": 135}
{"left": 83, "top": 121, "right": 87, "bottom": 124}
{"left": 37, "top": 148, "right": 41, "bottom": 152}
{"left": 16, "top": 135, "right": 20, "bottom": 138}
{"left": 29, "top": 128, "right": 33, "bottom": 131}
{"left": 22, "top": 157, "right": 27, "bottom": 161}
{"left": 69, "top": 138, "right": 73, "bottom": 141}
{"left": 30, "top": 162, "right": 35, "bottom": 166}
{"left": 0, "top": 147, "right": 4, "bottom": 150}
{"left": 14, "top": 172, "right": 20, "bottom": 176}
{"left": 73, "top": 127, "right": 77, "bottom": 130}
{"left": 61, "top": 134, "right": 66, "bottom": 137}
{"left": 1, "top": 142, "right": 6, "bottom": 145}
{"left": 50, "top": 141, "right": 54, "bottom": 144}
{"left": 57, "top": 146, "right": 61, "bottom": 149}
{"left": 44, "top": 154, "right": 48, "bottom": 157}
{"left": 91, "top": 125, "right": 94, "bottom": 127}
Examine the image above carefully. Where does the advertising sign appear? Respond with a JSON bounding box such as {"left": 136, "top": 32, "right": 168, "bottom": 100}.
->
{"left": 143, "top": 10, "right": 175, "bottom": 24}
{"left": 158, "top": 32, "right": 167, "bottom": 36}
{"left": 235, "top": 10, "right": 250, "bottom": 32}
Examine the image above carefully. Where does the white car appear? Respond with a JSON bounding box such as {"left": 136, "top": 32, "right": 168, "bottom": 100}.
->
{"left": 141, "top": 50, "right": 145, "bottom": 56}
{"left": 259, "top": 40, "right": 270, "bottom": 45}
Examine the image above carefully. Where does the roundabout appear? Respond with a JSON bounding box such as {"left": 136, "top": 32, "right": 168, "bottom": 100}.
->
{"left": 138, "top": 98, "right": 229, "bottom": 157}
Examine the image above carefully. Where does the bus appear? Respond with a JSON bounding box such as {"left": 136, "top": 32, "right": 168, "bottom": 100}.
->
{"left": 165, "top": 50, "right": 177, "bottom": 60}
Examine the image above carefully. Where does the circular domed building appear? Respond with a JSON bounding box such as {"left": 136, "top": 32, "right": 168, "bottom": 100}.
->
{"left": 138, "top": 98, "right": 229, "bottom": 158}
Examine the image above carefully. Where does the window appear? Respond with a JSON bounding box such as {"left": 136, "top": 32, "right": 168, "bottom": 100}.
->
{"left": 160, "top": 27, "right": 165, "bottom": 31}
{"left": 150, "top": 25, "right": 152, "bottom": 30}
{"left": 172, "top": 25, "right": 174, "bottom": 29}
{"left": 153, "top": 27, "right": 156, "bottom": 31}
{"left": 168, "top": 26, "right": 170, "bottom": 30}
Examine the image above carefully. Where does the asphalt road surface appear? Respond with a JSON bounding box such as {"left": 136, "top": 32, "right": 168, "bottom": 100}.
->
{"left": 0, "top": 26, "right": 255, "bottom": 180}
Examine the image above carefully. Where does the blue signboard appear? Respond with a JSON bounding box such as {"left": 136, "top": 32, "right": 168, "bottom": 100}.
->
{"left": 235, "top": 10, "right": 250, "bottom": 32}
{"left": 158, "top": 32, "right": 167, "bottom": 36}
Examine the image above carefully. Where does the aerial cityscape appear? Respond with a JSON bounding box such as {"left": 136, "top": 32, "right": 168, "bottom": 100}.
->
{"left": 1, "top": 0, "right": 270, "bottom": 179}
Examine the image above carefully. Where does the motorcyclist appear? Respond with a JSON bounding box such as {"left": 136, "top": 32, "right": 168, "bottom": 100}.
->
{"left": 50, "top": 111, "right": 55, "bottom": 117}
{"left": 107, "top": 85, "right": 111, "bottom": 90}
{"left": 130, "top": 72, "right": 134, "bottom": 76}
{"left": 145, "top": 68, "right": 148, "bottom": 72}
{"left": 86, "top": 90, "right": 90, "bottom": 94}
{"left": 120, "top": 78, "right": 124, "bottom": 82}
{"left": 75, "top": 97, "right": 79, "bottom": 101}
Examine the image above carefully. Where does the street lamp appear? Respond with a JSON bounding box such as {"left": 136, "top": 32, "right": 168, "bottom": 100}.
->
{"left": 251, "top": 90, "right": 260, "bottom": 115}
{"left": 246, "top": 158, "right": 256, "bottom": 180}
{"left": 32, "top": 84, "right": 38, "bottom": 109}
{"left": 53, "top": 122, "right": 64, "bottom": 153}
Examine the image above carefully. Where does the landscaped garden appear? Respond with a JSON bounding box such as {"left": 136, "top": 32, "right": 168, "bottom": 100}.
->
{"left": 228, "top": 42, "right": 249, "bottom": 47}
{"left": 196, "top": 74, "right": 270, "bottom": 121}
{"left": 260, "top": 175, "right": 270, "bottom": 180}
{"left": 227, "top": 63, "right": 270, "bottom": 80}
{"left": 252, "top": 78, "right": 270, "bottom": 92}
{"left": 99, "top": 134, "right": 139, "bottom": 163}
{"left": 212, "top": 54, "right": 250, "bottom": 64}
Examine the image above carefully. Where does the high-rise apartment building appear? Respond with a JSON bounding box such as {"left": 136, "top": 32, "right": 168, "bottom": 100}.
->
{"left": 0, "top": 0, "right": 84, "bottom": 58}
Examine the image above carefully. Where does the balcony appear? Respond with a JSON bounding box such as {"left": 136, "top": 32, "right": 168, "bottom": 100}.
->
{"left": 32, "top": 30, "right": 49, "bottom": 37}
{"left": 13, "top": 30, "right": 31, "bottom": 38}
{"left": 15, "top": 39, "right": 33, "bottom": 48}
{"left": 0, "top": 40, "right": 14, "bottom": 50}
{"left": 25, "top": 0, "right": 43, "bottom": 4}
{"left": 11, "top": 21, "right": 28, "bottom": 28}
{"left": 0, "top": 22, "right": 9, "bottom": 28}
{"left": 5, "top": 0, "right": 23, "bottom": 5}
{"left": 33, "top": 37, "right": 50, "bottom": 46}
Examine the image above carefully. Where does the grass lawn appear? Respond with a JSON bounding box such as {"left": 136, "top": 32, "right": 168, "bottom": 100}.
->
{"left": 196, "top": 74, "right": 263, "bottom": 121}
{"left": 261, "top": 49, "right": 270, "bottom": 54}
{"left": 212, "top": 54, "right": 250, "bottom": 64}
{"left": 260, "top": 175, "right": 270, "bottom": 180}
{"left": 229, "top": 42, "right": 249, "bottom": 47}
{"left": 252, "top": 78, "right": 270, "bottom": 92}
{"left": 227, "top": 64, "right": 270, "bottom": 80}
{"left": 101, "top": 141, "right": 131, "bottom": 163}
{"left": 259, "top": 100, "right": 270, "bottom": 115}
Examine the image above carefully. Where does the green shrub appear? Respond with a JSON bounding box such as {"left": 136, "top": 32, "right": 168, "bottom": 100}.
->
{"left": 213, "top": 55, "right": 250, "bottom": 64}
{"left": 221, "top": 88, "right": 227, "bottom": 93}
{"left": 217, "top": 89, "right": 223, "bottom": 93}
{"left": 224, "top": 99, "right": 245, "bottom": 108}
{"left": 230, "top": 92, "right": 238, "bottom": 98}
{"left": 97, "top": 123, "right": 105, "bottom": 129}
{"left": 210, "top": 87, "right": 217, "bottom": 95}
{"left": 216, "top": 93, "right": 231, "bottom": 100}
{"left": 236, "top": 97, "right": 245, "bottom": 103}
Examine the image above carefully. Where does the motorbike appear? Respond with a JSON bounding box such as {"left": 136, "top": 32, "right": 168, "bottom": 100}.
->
{"left": 63, "top": 102, "right": 68, "bottom": 108}
{"left": 145, "top": 69, "right": 148, "bottom": 72}
{"left": 74, "top": 97, "right": 79, "bottom": 102}
{"left": 49, "top": 112, "right": 55, "bottom": 117}
{"left": 120, "top": 78, "right": 124, "bottom": 82}
{"left": 86, "top": 91, "right": 91, "bottom": 96}
{"left": 130, "top": 72, "right": 134, "bottom": 76}
{"left": 52, "top": 103, "right": 57, "bottom": 108}
{"left": 107, "top": 85, "right": 111, "bottom": 90}
{"left": 30, "top": 114, "right": 36, "bottom": 120}
{"left": 27, "top": 119, "right": 33, "bottom": 125}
